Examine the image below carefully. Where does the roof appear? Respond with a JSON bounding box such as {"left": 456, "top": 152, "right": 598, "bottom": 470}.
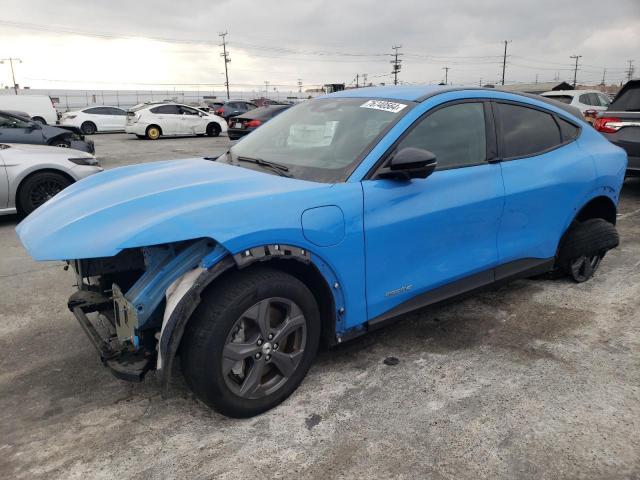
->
{"left": 324, "top": 85, "right": 451, "bottom": 101}
{"left": 541, "top": 89, "right": 603, "bottom": 97}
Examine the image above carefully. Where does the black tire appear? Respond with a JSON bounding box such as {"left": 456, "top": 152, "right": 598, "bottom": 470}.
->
{"left": 181, "top": 267, "right": 320, "bottom": 418}
{"left": 32, "top": 116, "right": 47, "bottom": 125}
{"left": 206, "top": 122, "right": 221, "bottom": 137}
{"left": 18, "top": 171, "right": 72, "bottom": 215}
{"left": 558, "top": 218, "right": 619, "bottom": 283}
{"left": 81, "top": 121, "right": 97, "bottom": 135}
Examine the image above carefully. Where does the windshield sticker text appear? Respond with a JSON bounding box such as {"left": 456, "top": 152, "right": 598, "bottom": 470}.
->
{"left": 360, "top": 100, "right": 407, "bottom": 113}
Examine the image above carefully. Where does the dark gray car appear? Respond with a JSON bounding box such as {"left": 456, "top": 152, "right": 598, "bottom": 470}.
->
{"left": 0, "top": 110, "right": 94, "bottom": 154}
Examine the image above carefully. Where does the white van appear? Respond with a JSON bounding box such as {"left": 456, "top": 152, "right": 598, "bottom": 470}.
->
{"left": 0, "top": 94, "right": 58, "bottom": 125}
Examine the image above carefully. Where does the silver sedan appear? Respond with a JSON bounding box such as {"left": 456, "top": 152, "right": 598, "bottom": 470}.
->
{"left": 0, "top": 143, "right": 103, "bottom": 216}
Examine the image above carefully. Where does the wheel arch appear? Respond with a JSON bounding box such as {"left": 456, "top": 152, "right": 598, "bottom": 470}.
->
{"left": 15, "top": 168, "right": 75, "bottom": 213}
{"left": 574, "top": 195, "right": 617, "bottom": 225}
{"left": 158, "top": 242, "right": 343, "bottom": 392}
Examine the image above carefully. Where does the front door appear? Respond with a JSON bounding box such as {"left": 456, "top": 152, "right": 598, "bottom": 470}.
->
{"left": 362, "top": 101, "right": 504, "bottom": 321}
{"left": 0, "top": 113, "right": 45, "bottom": 144}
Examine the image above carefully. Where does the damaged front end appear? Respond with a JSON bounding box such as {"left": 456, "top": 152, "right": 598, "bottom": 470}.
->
{"left": 66, "top": 238, "right": 225, "bottom": 382}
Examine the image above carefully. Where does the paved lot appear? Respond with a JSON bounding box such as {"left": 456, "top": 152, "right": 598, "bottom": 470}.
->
{"left": 1, "top": 133, "right": 639, "bottom": 479}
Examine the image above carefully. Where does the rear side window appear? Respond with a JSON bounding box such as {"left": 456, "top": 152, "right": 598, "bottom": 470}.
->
{"left": 395, "top": 102, "right": 486, "bottom": 170}
{"left": 558, "top": 118, "right": 580, "bottom": 142}
{"left": 150, "top": 105, "right": 181, "bottom": 114}
{"left": 108, "top": 107, "right": 126, "bottom": 116}
{"left": 85, "top": 107, "right": 111, "bottom": 115}
{"left": 497, "top": 103, "right": 561, "bottom": 158}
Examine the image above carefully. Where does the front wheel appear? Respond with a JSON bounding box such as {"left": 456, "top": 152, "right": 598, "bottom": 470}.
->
{"left": 18, "top": 171, "right": 72, "bottom": 215}
{"left": 181, "top": 267, "right": 320, "bottom": 418}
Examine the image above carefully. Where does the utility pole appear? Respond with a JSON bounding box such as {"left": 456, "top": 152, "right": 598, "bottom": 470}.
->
{"left": 356, "top": 73, "right": 359, "bottom": 88}
{"left": 570, "top": 54, "right": 582, "bottom": 88}
{"left": 219, "top": 32, "right": 231, "bottom": 100}
{"left": 442, "top": 66, "right": 450, "bottom": 85}
{"left": 297, "top": 78, "right": 302, "bottom": 93}
{"left": 362, "top": 73, "right": 368, "bottom": 86}
{"left": 479, "top": 78, "right": 483, "bottom": 87}
{"left": 390, "top": 45, "right": 403, "bottom": 85}
{"left": 501, "top": 40, "right": 511, "bottom": 86}
{"left": 535, "top": 73, "right": 539, "bottom": 84}
{"left": 264, "top": 81, "right": 269, "bottom": 98}
{"left": 0, "top": 58, "right": 22, "bottom": 94}
{"left": 600, "top": 68, "right": 606, "bottom": 86}
{"left": 626, "top": 60, "right": 635, "bottom": 81}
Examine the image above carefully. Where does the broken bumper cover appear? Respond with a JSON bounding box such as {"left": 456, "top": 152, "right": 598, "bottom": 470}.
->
{"left": 67, "top": 290, "right": 154, "bottom": 382}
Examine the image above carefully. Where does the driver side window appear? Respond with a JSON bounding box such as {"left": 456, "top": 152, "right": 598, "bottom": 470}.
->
{"left": 395, "top": 102, "right": 487, "bottom": 170}
{"left": 0, "top": 114, "right": 30, "bottom": 129}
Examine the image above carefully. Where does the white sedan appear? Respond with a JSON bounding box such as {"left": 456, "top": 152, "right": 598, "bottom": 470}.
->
{"left": 60, "top": 106, "right": 128, "bottom": 134}
{"left": 0, "top": 143, "right": 102, "bottom": 216}
{"left": 125, "top": 102, "right": 227, "bottom": 140}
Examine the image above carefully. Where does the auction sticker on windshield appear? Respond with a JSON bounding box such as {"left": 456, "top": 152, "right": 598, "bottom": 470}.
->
{"left": 360, "top": 100, "right": 407, "bottom": 113}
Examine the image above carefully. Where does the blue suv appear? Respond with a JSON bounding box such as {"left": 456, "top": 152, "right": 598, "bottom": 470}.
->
{"left": 16, "top": 86, "right": 626, "bottom": 417}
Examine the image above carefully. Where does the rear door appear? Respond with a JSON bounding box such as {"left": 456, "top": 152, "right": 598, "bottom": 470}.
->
{"left": 362, "top": 100, "right": 504, "bottom": 321}
{"left": 494, "top": 101, "right": 593, "bottom": 264}
{"left": 150, "top": 105, "right": 181, "bottom": 134}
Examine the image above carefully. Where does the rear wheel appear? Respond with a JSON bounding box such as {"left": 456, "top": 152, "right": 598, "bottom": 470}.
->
{"left": 558, "top": 218, "right": 619, "bottom": 283}
{"left": 32, "top": 116, "right": 46, "bottom": 125}
{"left": 146, "top": 125, "right": 161, "bottom": 140}
{"left": 18, "top": 171, "right": 72, "bottom": 215}
{"left": 206, "top": 122, "right": 221, "bottom": 137}
{"left": 181, "top": 267, "right": 320, "bottom": 418}
{"left": 81, "top": 121, "right": 97, "bottom": 135}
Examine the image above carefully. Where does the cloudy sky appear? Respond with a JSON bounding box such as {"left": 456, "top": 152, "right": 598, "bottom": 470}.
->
{"left": 1, "top": 0, "right": 639, "bottom": 93}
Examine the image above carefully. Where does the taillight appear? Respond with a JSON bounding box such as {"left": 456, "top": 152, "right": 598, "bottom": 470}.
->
{"left": 594, "top": 117, "right": 622, "bottom": 133}
{"left": 215, "top": 108, "right": 224, "bottom": 116}
{"left": 245, "top": 119, "right": 262, "bottom": 128}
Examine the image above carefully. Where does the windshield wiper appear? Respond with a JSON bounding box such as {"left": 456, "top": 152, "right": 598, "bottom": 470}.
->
{"left": 236, "top": 156, "right": 291, "bottom": 177}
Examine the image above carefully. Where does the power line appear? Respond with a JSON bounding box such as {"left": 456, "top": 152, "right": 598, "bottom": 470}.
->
{"left": 219, "top": 32, "right": 231, "bottom": 100}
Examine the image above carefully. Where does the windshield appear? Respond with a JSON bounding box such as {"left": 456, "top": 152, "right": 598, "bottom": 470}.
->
{"left": 223, "top": 97, "right": 413, "bottom": 182}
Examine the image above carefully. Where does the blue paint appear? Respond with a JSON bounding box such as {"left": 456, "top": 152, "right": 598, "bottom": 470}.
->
{"left": 16, "top": 86, "right": 627, "bottom": 339}
{"left": 301, "top": 205, "right": 345, "bottom": 247}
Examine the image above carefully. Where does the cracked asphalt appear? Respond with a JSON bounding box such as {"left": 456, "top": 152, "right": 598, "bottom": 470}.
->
{"left": 1, "top": 133, "right": 639, "bottom": 479}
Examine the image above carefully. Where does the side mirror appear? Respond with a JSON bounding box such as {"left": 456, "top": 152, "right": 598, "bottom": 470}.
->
{"left": 28, "top": 122, "right": 42, "bottom": 131}
{"left": 378, "top": 147, "right": 437, "bottom": 180}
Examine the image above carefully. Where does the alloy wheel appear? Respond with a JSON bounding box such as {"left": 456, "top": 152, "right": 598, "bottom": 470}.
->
{"left": 569, "top": 253, "right": 603, "bottom": 283}
{"left": 29, "top": 179, "right": 65, "bottom": 208}
{"left": 222, "top": 297, "right": 307, "bottom": 400}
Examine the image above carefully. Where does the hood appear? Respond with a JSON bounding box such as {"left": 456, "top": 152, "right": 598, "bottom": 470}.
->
{"left": 41, "top": 124, "right": 79, "bottom": 140}
{"left": 16, "top": 158, "right": 327, "bottom": 261}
